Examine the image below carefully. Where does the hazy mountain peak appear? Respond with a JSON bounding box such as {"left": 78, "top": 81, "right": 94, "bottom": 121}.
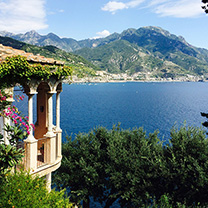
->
{"left": 24, "top": 30, "right": 41, "bottom": 38}
{"left": 0, "top": 31, "right": 15, "bottom": 37}
{"left": 46, "top": 32, "right": 59, "bottom": 38}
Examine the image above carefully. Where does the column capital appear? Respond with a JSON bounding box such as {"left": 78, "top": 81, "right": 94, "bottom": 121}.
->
{"left": 55, "top": 127, "right": 62, "bottom": 132}
{"left": 26, "top": 92, "right": 37, "bottom": 96}
{"left": 56, "top": 89, "right": 62, "bottom": 93}
{"left": 47, "top": 91, "right": 56, "bottom": 95}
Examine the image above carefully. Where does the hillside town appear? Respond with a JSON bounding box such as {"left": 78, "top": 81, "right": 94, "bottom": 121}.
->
{"left": 71, "top": 71, "right": 207, "bottom": 83}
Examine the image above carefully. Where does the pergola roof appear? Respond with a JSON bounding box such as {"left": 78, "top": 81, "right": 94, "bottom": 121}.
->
{"left": 0, "top": 44, "right": 64, "bottom": 65}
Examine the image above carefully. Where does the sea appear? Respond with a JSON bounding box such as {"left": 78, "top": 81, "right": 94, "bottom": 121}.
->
{"left": 60, "top": 82, "right": 208, "bottom": 141}
{"left": 14, "top": 81, "right": 208, "bottom": 141}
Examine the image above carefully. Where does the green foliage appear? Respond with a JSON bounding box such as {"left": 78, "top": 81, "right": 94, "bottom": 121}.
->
{"left": 0, "top": 56, "right": 72, "bottom": 88}
{"left": 200, "top": 112, "right": 208, "bottom": 134}
{"left": 163, "top": 125, "right": 208, "bottom": 206}
{"left": 0, "top": 91, "right": 25, "bottom": 179}
{"left": 0, "top": 89, "right": 12, "bottom": 110}
{"left": 202, "top": 0, "right": 208, "bottom": 14}
{"left": 0, "top": 92, "right": 30, "bottom": 180}
{"left": 0, "top": 171, "right": 74, "bottom": 208}
{"left": 74, "top": 27, "right": 208, "bottom": 77}
{"left": 0, "top": 139, "right": 24, "bottom": 179}
{"left": 55, "top": 125, "right": 208, "bottom": 208}
{"left": 54, "top": 125, "right": 163, "bottom": 208}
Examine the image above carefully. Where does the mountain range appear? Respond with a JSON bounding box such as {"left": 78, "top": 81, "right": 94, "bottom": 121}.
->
{"left": 0, "top": 30, "right": 103, "bottom": 52}
{"left": 1, "top": 26, "right": 208, "bottom": 79}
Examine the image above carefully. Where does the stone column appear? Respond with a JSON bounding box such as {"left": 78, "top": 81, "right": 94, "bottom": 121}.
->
{"left": 46, "top": 173, "right": 52, "bottom": 192}
{"left": 24, "top": 93, "right": 38, "bottom": 172}
{"left": 45, "top": 92, "right": 55, "bottom": 137}
{"left": 45, "top": 92, "right": 56, "bottom": 164}
{"left": 56, "top": 90, "right": 61, "bottom": 131}
{"left": 56, "top": 90, "right": 62, "bottom": 158}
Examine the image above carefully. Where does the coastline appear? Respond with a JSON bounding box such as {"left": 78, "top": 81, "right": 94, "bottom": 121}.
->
{"left": 64, "top": 70, "right": 208, "bottom": 84}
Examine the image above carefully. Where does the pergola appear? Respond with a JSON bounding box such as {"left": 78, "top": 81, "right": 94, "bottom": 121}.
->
{"left": 0, "top": 44, "right": 72, "bottom": 190}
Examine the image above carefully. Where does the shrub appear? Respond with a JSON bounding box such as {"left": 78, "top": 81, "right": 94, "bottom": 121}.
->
{"left": 0, "top": 171, "right": 75, "bottom": 208}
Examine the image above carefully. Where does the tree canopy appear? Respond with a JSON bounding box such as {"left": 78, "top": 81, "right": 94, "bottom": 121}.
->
{"left": 54, "top": 125, "right": 208, "bottom": 208}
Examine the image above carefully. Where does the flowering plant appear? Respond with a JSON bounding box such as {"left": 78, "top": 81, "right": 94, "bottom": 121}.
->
{"left": 0, "top": 92, "right": 34, "bottom": 178}
{"left": 0, "top": 89, "right": 11, "bottom": 111}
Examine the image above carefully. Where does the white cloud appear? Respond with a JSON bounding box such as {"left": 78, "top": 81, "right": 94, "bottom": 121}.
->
{"left": 147, "top": 0, "right": 169, "bottom": 7}
{"left": 91, "top": 30, "right": 111, "bottom": 39}
{"left": 0, "top": 0, "right": 48, "bottom": 33}
{"left": 127, "top": 0, "right": 145, "bottom": 8}
{"left": 153, "top": 0, "right": 203, "bottom": 18}
{"left": 101, "top": 0, "right": 144, "bottom": 14}
{"left": 102, "top": 1, "right": 128, "bottom": 14}
{"left": 102, "top": 0, "right": 203, "bottom": 18}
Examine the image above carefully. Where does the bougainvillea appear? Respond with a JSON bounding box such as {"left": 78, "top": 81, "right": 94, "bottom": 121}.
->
{"left": 0, "top": 92, "right": 31, "bottom": 178}
{"left": 0, "top": 89, "right": 12, "bottom": 111}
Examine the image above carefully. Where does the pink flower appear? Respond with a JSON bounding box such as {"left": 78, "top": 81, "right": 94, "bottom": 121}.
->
{"left": 30, "top": 124, "right": 35, "bottom": 129}
{"left": 14, "top": 120, "right": 17, "bottom": 124}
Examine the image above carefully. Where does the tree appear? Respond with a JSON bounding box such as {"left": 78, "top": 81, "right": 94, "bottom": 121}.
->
{"left": 54, "top": 126, "right": 164, "bottom": 208}
{"left": 200, "top": 112, "right": 208, "bottom": 134}
{"left": 202, "top": 0, "right": 208, "bottom": 13}
{"left": 55, "top": 124, "right": 208, "bottom": 208}
{"left": 162, "top": 125, "right": 208, "bottom": 206}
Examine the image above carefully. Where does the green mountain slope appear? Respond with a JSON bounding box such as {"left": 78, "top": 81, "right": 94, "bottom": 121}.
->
{"left": 0, "top": 36, "right": 97, "bottom": 78}
{"left": 2, "top": 26, "right": 208, "bottom": 79}
{"left": 74, "top": 26, "right": 208, "bottom": 78}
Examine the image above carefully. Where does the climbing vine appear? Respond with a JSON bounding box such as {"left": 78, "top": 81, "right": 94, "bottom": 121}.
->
{"left": 0, "top": 56, "right": 73, "bottom": 88}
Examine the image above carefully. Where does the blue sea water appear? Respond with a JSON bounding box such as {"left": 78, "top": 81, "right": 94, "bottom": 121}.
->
{"left": 60, "top": 82, "right": 208, "bottom": 142}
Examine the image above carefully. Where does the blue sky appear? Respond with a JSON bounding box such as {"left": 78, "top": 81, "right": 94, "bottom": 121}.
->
{"left": 0, "top": 0, "right": 208, "bottom": 49}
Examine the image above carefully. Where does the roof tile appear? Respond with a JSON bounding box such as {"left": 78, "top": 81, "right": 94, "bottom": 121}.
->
{"left": 0, "top": 44, "right": 64, "bottom": 65}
